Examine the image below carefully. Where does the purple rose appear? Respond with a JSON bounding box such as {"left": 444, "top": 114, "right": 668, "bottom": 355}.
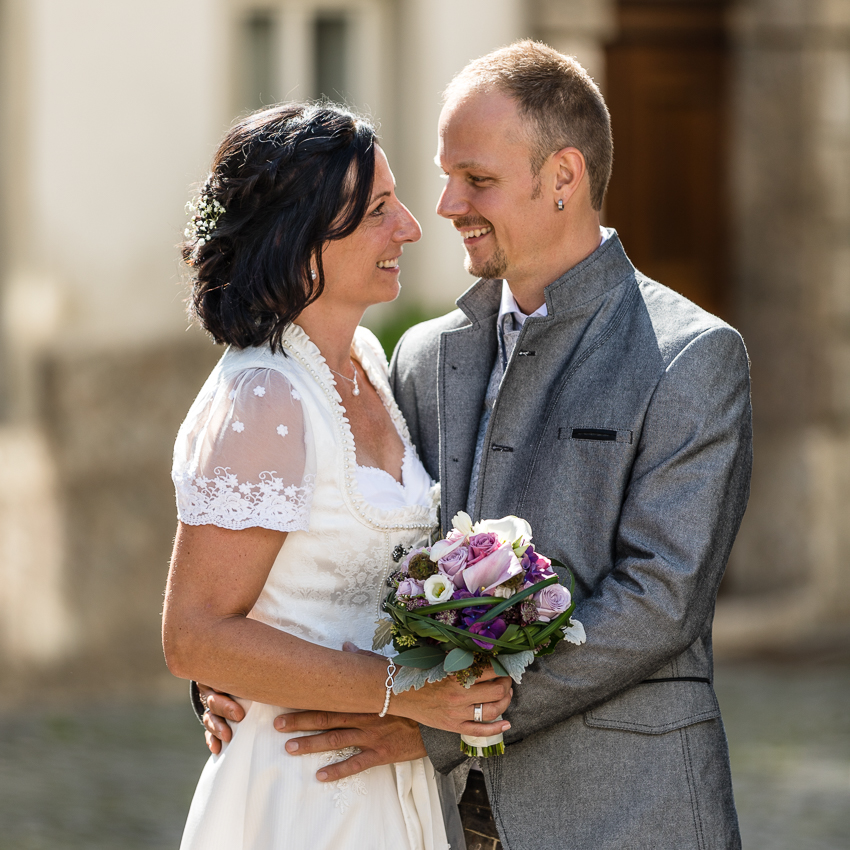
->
{"left": 397, "top": 577, "right": 425, "bottom": 597}
{"left": 462, "top": 542, "right": 524, "bottom": 595}
{"left": 467, "top": 617, "right": 507, "bottom": 650}
{"left": 467, "top": 532, "right": 500, "bottom": 565}
{"left": 438, "top": 545, "right": 469, "bottom": 587}
{"left": 533, "top": 584, "right": 571, "bottom": 622}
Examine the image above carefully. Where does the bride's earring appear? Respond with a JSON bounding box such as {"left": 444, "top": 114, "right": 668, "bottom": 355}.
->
{"left": 311, "top": 269, "right": 317, "bottom": 280}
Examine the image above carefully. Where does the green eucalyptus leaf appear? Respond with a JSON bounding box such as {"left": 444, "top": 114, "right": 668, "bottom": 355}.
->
{"left": 490, "top": 657, "right": 509, "bottom": 677}
{"left": 443, "top": 647, "right": 475, "bottom": 672}
{"left": 393, "top": 646, "right": 447, "bottom": 669}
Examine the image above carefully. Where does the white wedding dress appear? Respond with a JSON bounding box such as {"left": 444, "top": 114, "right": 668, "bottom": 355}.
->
{"left": 172, "top": 324, "right": 449, "bottom": 850}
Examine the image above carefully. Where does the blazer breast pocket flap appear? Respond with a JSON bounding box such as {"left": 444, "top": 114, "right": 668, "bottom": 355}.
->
{"left": 562, "top": 427, "right": 633, "bottom": 444}
{"left": 584, "top": 680, "right": 720, "bottom": 735}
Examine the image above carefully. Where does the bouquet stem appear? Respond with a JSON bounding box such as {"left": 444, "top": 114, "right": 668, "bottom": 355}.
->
{"left": 460, "top": 717, "right": 505, "bottom": 758}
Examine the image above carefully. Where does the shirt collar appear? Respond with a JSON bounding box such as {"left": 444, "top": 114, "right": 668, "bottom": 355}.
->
{"left": 498, "top": 226, "right": 610, "bottom": 327}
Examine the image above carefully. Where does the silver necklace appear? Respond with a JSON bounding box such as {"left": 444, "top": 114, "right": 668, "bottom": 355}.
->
{"left": 328, "top": 360, "right": 360, "bottom": 396}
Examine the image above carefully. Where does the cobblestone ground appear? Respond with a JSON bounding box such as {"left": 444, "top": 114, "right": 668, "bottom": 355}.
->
{"left": 0, "top": 660, "right": 847, "bottom": 849}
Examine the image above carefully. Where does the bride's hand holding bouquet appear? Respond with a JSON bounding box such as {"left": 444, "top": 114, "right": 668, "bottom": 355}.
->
{"left": 375, "top": 512, "right": 586, "bottom": 757}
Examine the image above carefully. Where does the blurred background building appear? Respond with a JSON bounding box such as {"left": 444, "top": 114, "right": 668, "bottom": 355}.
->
{"left": 1, "top": 0, "right": 849, "bottom": 697}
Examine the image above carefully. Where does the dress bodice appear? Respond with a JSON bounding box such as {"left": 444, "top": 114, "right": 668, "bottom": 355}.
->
{"left": 172, "top": 324, "right": 437, "bottom": 652}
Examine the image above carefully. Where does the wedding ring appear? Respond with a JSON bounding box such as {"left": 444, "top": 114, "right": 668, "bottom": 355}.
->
{"left": 474, "top": 704, "right": 484, "bottom": 723}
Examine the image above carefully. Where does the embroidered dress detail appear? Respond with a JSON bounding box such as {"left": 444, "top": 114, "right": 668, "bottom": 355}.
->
{"left": 316, "top": 748, "right": 371, "bottom": 812}
{"left": 173, "top": 367, "right": 315, "bottom": 533}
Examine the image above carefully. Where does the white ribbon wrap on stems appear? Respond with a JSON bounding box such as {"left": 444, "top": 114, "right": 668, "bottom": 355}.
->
{"left": 460, "top": 716, "right": 505, "bottom": 758}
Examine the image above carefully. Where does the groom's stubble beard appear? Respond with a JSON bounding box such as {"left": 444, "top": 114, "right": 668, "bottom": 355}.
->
{"left": 464, "top": 239, "right": 508, "bottom": 280}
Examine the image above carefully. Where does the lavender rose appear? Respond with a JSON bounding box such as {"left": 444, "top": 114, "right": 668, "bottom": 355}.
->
{"left": 533, "top": 583, "right": 571, "bottom": 622}
{"left": 467, "top": 532, "right": 500, "bottom": 565}
{"left": 429, "top": 528, "right": 467, "bottom": 562}
{"left": 397, "top": 577, "right": 425, "bottom": 598}
{"left": 438, "top": 544, "right": 469, "bottom": 587}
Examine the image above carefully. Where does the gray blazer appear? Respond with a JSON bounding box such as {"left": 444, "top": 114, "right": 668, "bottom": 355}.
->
{"left": 390, "top": 233, "right": 751, "bottom": 850}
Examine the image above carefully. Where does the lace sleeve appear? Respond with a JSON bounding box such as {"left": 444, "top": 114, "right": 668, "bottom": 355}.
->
{"left": 172, "top": 367, "right": 315, "bottom": 532}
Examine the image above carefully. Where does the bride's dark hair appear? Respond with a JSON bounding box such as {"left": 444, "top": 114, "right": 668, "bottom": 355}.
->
{"left": 182, "top": 102, "right": 377, "bottom": 351}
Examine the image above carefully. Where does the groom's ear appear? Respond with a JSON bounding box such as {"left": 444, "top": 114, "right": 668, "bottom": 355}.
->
{"left": 550, "top": 147, "right": 588, "bottom": 207}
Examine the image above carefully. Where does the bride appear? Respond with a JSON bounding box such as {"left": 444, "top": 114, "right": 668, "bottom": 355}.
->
{"left": 162, "top": 102, "right": 512, "bottom": 850}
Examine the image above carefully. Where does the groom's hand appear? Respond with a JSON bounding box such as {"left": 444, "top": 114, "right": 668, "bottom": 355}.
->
{"left": 198, "top": 685, "right": 244, "bottom": 754}
{"left": 276, "top": 711, "right": 426, "bottom": 781}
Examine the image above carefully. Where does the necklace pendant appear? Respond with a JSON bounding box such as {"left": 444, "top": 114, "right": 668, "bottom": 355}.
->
{"left": 352, "top": 384, "right": 360, "bottom": 396}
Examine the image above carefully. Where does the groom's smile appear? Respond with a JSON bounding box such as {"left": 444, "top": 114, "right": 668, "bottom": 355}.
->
{"left": 435, "top": 88, "right": 567, "bottom": 293}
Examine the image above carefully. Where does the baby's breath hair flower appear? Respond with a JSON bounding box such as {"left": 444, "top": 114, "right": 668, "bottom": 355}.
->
{"left": 185, "top": 187, "right": 226, "bottom": 246}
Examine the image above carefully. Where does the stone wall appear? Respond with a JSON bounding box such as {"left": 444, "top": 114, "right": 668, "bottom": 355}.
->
{"left": 0, "top": 334, "right": 221, "bottom": 696}
{"left": 714, "top": 0, "right": 850, "bottom": 653}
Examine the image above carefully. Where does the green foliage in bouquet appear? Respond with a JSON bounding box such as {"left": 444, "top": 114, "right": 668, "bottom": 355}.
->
{"left": 379, "top": 569, "right": 576, "bottom": 690}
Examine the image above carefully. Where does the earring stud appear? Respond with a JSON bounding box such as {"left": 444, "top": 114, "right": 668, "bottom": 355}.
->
{"left": 557, "top": 199, "right": 564, "bottom": 211}
{"left": 311, "top": 270, "right": 317, "bottom": 280}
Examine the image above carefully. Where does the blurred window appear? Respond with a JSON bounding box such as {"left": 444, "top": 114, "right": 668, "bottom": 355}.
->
{"left": 233, "top": 1, "right": 386, "bottom": 119}
{"left": 242, "top": 11, "right": 278, "bottom": 109}
{"left": 314, "top": 12, "right": 350, "bottom": 102}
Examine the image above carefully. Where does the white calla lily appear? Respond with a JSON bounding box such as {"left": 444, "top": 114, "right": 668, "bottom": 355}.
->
{"left": 473, "top": 515, "right": 533, "bottom": 546}
{"left": 451, "top": 511, "right": 475, "bottom": 536}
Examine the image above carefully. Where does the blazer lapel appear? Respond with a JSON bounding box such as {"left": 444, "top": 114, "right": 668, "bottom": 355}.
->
{"left": 438, "top": 280, "right": 500, "bottom": 529}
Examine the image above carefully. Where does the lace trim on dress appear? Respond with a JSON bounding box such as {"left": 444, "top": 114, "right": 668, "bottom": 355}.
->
{"left": 174, "top": 465, "right": 315, "bottom": 532}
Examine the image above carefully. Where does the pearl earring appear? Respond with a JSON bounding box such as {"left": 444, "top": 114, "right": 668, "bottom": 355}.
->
{"left": 557, "top": 199, "right": 564, "bottom": 211}
{"left": 311, "top": 270, "right": 317, "bottom": 280}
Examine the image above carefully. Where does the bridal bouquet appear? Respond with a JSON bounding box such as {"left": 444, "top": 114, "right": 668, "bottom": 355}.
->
{"left": 373, "top": 512, "right": 585, "bottom": 757}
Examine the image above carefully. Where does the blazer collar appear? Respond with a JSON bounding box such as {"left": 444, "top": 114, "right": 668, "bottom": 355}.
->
{"left": 455, "top": 229, "right": 634, "bottom": 324}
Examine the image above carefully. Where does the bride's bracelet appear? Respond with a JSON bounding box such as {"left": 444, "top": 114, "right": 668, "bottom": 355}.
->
{"left": 378, "top": 658, "right": 397, "bottom": 717}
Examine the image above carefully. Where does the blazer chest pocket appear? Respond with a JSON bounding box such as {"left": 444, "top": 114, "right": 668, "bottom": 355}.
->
{"left": 584, "top": 679, "right": 721, "bottom": 735}
{"left": 562, "top": 427, "right": 633, "bottom": 444}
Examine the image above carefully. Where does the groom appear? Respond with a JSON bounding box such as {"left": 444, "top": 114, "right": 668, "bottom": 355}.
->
{"left": 202, "top": 41, "right": 751, "bottom": 849}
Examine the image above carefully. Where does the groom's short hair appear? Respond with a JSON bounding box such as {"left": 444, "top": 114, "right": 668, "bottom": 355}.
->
{"left": 444, "top": 40, "right": 613, "bottom": 211}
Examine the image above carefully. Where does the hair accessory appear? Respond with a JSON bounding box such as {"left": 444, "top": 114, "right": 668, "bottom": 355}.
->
{"left": 557, "top": 199, "right": 564, "bottom": 211}
{"left": 474, "top": 703, "right": 484, "bottom": 723}
{"left": 185, "top": 188, "right": 225, "bottom": 246}
{"left": 329, "top": 360, "right": 360, "bottom": 396}
{"left": 378, "top": 658, "right": 397, "bottom": 717}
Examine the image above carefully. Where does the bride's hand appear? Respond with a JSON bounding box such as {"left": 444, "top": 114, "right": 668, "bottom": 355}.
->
{"left": 393, "top": 665, "right": 513, "bottom": 737}
{"left": 343, "top": 641, "right": 513, "bottom": 736}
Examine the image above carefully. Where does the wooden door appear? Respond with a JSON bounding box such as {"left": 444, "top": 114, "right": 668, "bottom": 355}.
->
{"left": 604, "top": 0, "right": 730, "bottom": 318}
